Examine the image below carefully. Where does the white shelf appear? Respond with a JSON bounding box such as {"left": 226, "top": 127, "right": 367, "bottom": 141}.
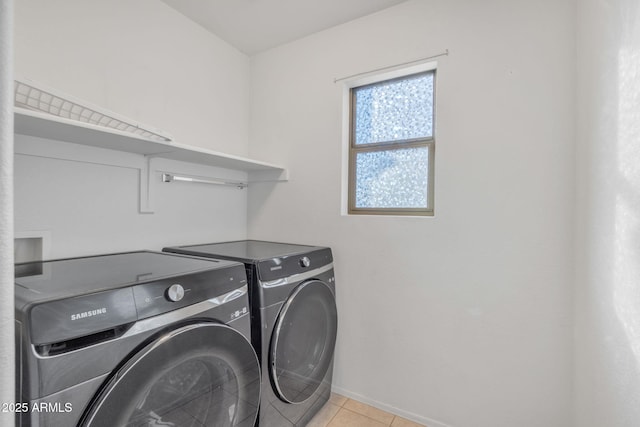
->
{"left": 13, "top": 107, "right": 287, "bottom": 181}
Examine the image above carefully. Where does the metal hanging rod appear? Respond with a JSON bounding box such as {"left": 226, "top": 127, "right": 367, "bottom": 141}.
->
{"left": 162, "top": 173, "right": 247, "bottom": 189}
{"left": 334, "top": 49, "right": 449, "bottom": 83}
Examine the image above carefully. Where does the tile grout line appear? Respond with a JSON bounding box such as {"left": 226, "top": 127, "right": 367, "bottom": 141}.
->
{"left": 336, "top": 396, "right": 426, "bottom": 427}
{"left": 326, "top": 395, "right": 427, "bottom": 427}
{"left": 339, "top": 407, "right": 393, "bottom": 426}
{"left": 344, "top": 397, "right": 395, "bottom": 426}
{"left": 324, "top": 406, "right": 341, "bottom": 427}
{"left": 322, "top": 395, "right": 347, "bottom": 427}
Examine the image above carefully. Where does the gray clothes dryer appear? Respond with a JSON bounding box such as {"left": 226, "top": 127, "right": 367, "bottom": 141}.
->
{"left": 164, "top": 240, "right": 338, "bottom": 427}
{"left": 15, "top": 251, "right": 261, "bottom": 427}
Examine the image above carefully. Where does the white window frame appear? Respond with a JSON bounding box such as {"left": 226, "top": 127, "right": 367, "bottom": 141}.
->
{"left": 341, "top": 61, "right": 437, "bottom": 216}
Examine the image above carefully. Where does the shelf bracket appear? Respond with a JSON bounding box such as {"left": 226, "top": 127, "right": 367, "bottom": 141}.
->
{"left": 139, "top": 156, "right": 156, "bottom": 214}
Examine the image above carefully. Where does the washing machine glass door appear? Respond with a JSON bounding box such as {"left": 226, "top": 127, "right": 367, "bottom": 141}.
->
{"left": 80, "top": 322, "right": 260, "bottom": 427}
{"left": 270, "top": 279, "right": 338, "bottom": 404}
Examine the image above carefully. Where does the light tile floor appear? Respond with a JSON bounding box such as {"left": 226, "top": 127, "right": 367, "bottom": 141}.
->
{"left": 307, "top": 394, "right": 426, "bottom": 427}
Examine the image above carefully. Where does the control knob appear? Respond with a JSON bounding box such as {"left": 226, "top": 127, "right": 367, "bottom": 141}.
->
{"left": 300, "top": 257, "right": 311, "bottom": 268}
{"left": 166, "top": 284, "right": 185, "bottom": 302}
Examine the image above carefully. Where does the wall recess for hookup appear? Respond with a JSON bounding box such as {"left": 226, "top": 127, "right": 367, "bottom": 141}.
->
{"left": 14, "top": 231, "right": 51, "bottom": 264}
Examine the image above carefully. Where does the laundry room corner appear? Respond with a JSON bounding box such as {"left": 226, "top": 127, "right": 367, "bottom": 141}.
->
{"left": 11, "top": 0, "right": 640, "bottom": 426}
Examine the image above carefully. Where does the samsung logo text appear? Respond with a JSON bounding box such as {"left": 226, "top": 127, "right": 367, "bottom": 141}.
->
{"left": 71, "top": 308, "right": 107, "bottom": 321}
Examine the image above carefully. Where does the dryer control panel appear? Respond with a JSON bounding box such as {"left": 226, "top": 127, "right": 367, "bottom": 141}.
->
{"left": 133, "top": 265, "right": 247, "bottom": 319}
{"left": 26, "top": 263, "right": 247, "bottom": 348}
{"left": 257, "top": 248, "right": 333, "bottom": 282}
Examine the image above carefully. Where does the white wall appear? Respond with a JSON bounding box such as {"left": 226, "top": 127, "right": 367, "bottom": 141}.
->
{"left": 14, "top": 0, "right": 250, "bottom": 156}
{"left": 0, "top": 1, "right": 14, "bottom": 426}
{"left": 13, "top": 0, "right": 252, "bottom": 258}
{"left": 574, "top": 0, "right": 640, "bottom": 425}
{"left": 14, "top": 136, "right": 249, "bottom": 258}
{"left": 248, "top": 1, "right": 575, "bottom": 426}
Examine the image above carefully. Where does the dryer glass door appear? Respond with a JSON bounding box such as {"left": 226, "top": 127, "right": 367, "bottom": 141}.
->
{"left": 80, "top": 323, "right": 260, "bottom": 427}
{"left": 270, "top": 279, "right": 338, "bottom": 404}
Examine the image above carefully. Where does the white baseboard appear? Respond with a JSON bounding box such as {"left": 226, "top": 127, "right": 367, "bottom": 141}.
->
{"left": 331, "top": 386, "right": 453, "bottom": 427}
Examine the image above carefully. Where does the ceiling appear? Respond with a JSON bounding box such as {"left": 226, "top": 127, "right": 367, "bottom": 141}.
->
{"left": 161, "top": 0, "right": 409, "bottom": 55}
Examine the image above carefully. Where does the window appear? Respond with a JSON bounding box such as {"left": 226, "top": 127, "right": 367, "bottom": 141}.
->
{"left": 348, "top": 69, "right": 435, "bottom": 216}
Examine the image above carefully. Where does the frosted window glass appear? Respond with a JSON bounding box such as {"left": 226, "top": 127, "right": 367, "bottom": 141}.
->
{"left": 355, "top": 147, "right": 428, "bottom": 208}
{"left": 354, "top": 72, "right": 433, "bottom": 145}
